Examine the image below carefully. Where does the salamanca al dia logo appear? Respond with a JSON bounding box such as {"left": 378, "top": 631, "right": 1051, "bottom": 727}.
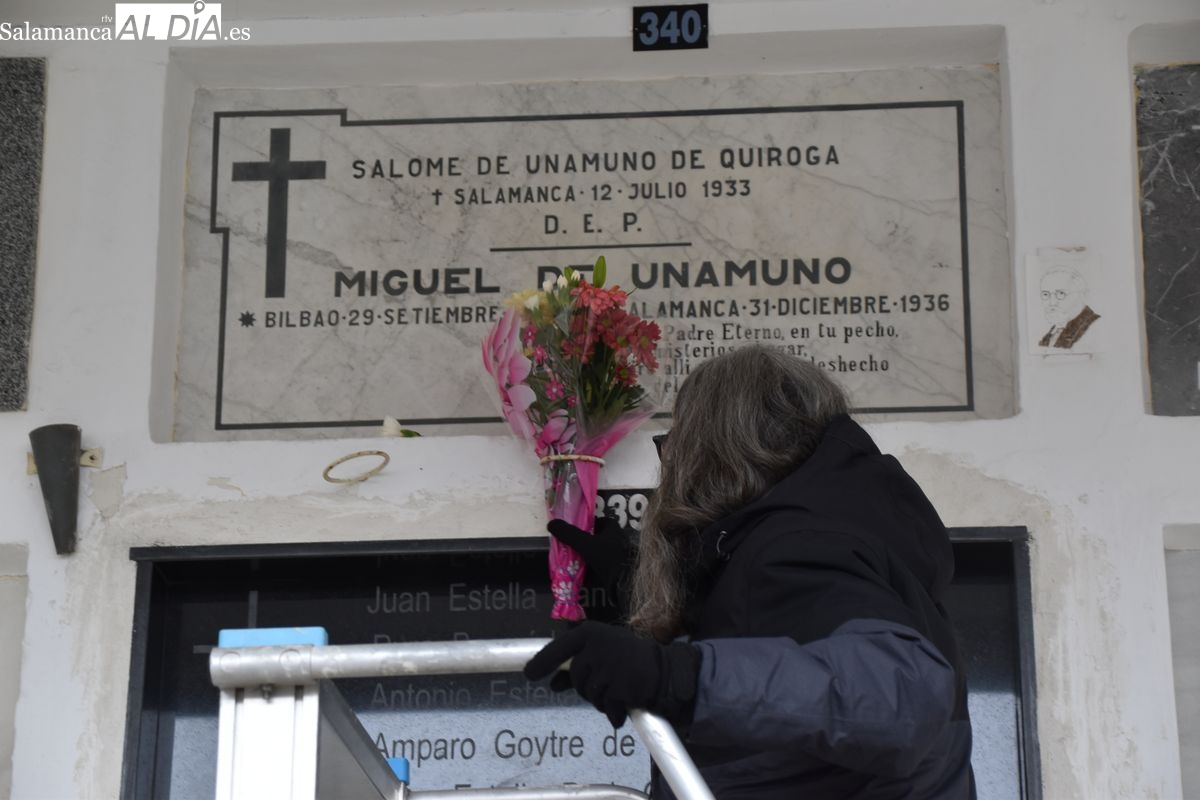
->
{"left": 0, "top": 2, "right": 250, "bottom": 41}
{"left": 112, "top": 2, "right": 248, "bottom": 41}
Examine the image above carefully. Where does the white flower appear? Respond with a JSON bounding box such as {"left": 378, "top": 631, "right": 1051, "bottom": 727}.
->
{"left": 542, "top": 278, "right": 556, "bottom": 293}
{"left": 524, "top": 293, "right": 542, "bottom": 311}
{"left": 557, "top": 274, "right": 569, "bottom": 288}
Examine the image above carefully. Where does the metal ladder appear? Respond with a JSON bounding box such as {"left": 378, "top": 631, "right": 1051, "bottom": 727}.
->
{"left": 209, "top": 631, "right": 714, "bottom": 800}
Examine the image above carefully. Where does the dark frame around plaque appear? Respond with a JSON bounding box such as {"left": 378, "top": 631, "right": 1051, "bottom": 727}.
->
{"left": 207, "top": 100, "right": 973, "bottom": 431}
{"left": 119, "top": 528, "right": 1039, "bottom": 800}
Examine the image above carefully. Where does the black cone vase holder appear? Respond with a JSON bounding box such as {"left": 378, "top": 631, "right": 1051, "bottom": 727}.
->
{"left": 28, "top": 423, "right": 81, "bottom": 555}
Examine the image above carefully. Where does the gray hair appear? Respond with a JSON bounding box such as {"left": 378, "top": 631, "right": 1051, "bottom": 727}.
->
{"left": 1040, "top": 267, "right": 1086, "bottom": 294}
{"left": 628, "top": 345, "right": 850, "bottom": 641}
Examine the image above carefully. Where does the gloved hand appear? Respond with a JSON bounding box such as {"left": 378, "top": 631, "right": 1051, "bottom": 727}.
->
{"left": 523, "top": 621, "right": 700, "bottom": 729}
{"left": 548, "top": 516, "right": 636, "bottom": 597}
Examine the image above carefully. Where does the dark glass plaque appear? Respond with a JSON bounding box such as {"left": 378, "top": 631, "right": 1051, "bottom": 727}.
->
{"left": 122, "top": 525, "right": 1039, "bottom": 800}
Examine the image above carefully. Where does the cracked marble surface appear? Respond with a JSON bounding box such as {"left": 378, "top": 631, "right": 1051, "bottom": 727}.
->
{"left": 1138, "top": 63, "right": 1200, "bottom": 416}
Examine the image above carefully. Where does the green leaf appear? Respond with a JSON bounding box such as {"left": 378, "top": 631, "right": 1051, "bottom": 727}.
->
{"left": 593, "top": 255, "right": 607, "bottom": 287}
{"left": 564, "top": 266, "right": 576, "bottom": 284}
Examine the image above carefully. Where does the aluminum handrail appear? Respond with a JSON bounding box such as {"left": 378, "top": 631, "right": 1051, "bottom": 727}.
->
{"left": 210, "top": 638, "right": 714, "bottom": 800}
{"left": 211, "top": 639, "right": 548, "bottom": 686}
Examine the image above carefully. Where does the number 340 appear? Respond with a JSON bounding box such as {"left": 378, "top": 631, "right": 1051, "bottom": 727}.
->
{"left": 637, "top": 8, "right": 704, "bottom": 46}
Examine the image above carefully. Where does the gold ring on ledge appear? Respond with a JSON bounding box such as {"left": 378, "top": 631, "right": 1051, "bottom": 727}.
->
{"left": 322, "top": 450, "right": 390, "bottom": 484}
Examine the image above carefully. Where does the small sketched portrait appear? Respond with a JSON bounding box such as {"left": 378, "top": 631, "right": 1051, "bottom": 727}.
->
{"left": 1038, "top": 267, "right": 1099, "bottom": 350}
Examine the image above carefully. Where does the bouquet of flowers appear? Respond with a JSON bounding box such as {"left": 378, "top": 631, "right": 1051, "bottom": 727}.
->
{"left": 482, "top": 258, "right": 661, "bottom": 620}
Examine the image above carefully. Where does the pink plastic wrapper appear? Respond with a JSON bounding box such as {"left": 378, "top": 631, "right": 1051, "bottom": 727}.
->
{"left": 482, "top": 266, "right": 659, "bottom": 620}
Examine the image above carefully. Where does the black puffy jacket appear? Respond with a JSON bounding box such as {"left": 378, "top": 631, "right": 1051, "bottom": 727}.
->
{"left": 653, "top": 415, "right": 975, "bottom": 799}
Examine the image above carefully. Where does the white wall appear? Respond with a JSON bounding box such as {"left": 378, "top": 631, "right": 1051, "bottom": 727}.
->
{"left": 2, "top": 0, "right": 1199, "bottom": 797}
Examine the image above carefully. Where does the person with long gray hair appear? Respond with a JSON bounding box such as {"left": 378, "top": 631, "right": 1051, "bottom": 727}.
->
{"left": 525, "top": 345, "right": 975, "bottom": 799}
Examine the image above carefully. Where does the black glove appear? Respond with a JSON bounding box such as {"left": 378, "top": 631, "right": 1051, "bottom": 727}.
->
{"left": 548, "top": 516, "right": 636, "bottom": 598}
{"left": 523, "top": 621, "right": 700, "bottom": 729}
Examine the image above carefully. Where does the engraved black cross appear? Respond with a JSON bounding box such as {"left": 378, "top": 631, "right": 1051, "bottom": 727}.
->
{"left": 232, "top": 128, "right": 326, "bottom": 298}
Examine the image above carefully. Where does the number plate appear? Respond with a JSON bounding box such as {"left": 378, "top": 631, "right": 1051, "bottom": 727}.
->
{"left": 632, "top": 4, "right": 708, "bottom": 51}
{"left": 596, "top": 489, "right": 654, "bottom": 533}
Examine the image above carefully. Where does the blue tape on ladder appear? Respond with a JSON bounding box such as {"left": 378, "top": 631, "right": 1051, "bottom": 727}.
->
{"left": 386, "top": 757, "right": 410, "bottom": 782}
{"left": 217, "top": 627, "right": 329, "bottom": 647}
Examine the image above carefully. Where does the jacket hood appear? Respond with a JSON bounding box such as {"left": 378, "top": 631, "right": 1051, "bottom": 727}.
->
{"left": 699, "top": 415, "right": 954, "bottom": 601}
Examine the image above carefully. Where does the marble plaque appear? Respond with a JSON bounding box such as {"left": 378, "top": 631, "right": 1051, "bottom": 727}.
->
{"left": 175, "top": 69, "right": 1013, "bottom": 440}
{"left": 1165, "top": 525, "right": 1200, "bottom": 798}
{"left": 1137, "top": 64, "right": 1200, "bottom": 416}
{"left": 0, "top": 58, "right": 45, "bottom": 412}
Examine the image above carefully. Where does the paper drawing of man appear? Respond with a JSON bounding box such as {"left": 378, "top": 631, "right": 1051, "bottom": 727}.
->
{"left": 1039, "top": 267, "right": 1100, "bottom": 349}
